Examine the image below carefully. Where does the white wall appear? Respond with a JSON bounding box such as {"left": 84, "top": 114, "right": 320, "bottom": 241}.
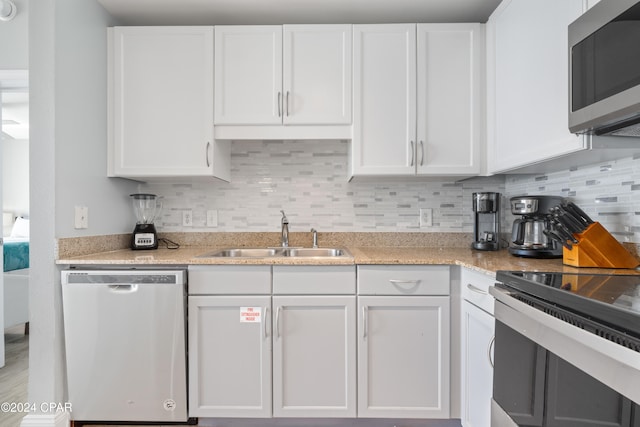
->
{"left": 53, "top": 1, "right": 136, "bottom": 237}
{"left": 2, "top": 138, "right": 29, "bottom": 218}
{"left": 27, "top": 0, "right": 134, "bottom": 423}
{"left": 0, "top": 0, "right": 28, "bottom": 70}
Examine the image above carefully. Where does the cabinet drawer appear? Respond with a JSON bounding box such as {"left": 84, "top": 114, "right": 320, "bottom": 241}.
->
{"left": 357, "top": 265, "right": 450, "bottom": 295}
{"left": 273, "top": 265, "right": 356, "bottom": 294}
{"left": 460, "top": 268, "right": 495, "bottom": 315}
{"left": 188, "top": 265, "right": 271, "bottom": 295}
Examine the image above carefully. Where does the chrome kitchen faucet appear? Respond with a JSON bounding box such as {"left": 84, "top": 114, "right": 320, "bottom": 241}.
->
{"left": 280, "top": 210, "right": 289, "bottom": 247}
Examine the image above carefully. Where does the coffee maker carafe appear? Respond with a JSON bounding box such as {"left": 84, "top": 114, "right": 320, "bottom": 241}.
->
{"left": 509, "top": 195, "right": 565, "bottom": 258}
{"left": 471, "top": 192, "right": 501, "bottom": 251}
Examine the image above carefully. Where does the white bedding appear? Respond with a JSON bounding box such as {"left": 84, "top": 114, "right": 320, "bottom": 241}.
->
{"left": 3, "top": 216, "right": 30, "bottom": 330}
{"left": 4, "top": 236, "right": 29, "bottom": 243}
{"left": 4, "top": 268, "right": 29, "bottom": 329}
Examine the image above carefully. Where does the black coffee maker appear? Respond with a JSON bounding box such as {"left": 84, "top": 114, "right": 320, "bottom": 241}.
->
{"left": 509, "top": 195, "right": 565, "bottom": 258}
{"left": 471, "top": 192, "right": 501, "bottom": 251}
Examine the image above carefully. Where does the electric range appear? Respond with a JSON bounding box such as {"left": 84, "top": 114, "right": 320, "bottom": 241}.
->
{"left": 495, "top": 270, "right": 640, "bottom": 352}
{"left": 491, "top": 270, "right": 640, "bottom": 425}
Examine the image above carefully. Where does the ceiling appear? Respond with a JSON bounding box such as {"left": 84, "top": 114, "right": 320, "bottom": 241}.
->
{"left": 97, "top": 0, "right": 502, "bottom": 26}
{"left": 1, "top": 77, "right": 28, "bottom": 142}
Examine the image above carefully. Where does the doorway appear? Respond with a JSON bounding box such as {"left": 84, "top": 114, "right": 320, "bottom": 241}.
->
{"left": 0, "top": 70, "right": 29, "bottom": 425}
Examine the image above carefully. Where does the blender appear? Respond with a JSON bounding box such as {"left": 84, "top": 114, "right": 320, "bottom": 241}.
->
{"left": 130, "top": 193, "right": 161, "bottom": 250}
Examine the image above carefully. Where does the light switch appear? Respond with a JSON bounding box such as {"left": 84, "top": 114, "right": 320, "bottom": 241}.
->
{"left": 74, "top": 206, "right": 89, "bottom": 229}
{"left": 206, "top": 210, "right": 218, "bottom": 227}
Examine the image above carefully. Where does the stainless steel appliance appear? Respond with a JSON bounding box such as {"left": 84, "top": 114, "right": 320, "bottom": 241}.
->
{"left": 569, "top": 0, "right": 640, "bottom": 136}
{"left": 490, "top": 271, "right": 640, "bottom": 426}
{"left": 61, "top": 269, "right": 188, "bottom": 423}
{"left": 471, "top": 192, "right": 501, "bottom": 251}
{"left": 130, "top": 193, "right": 160, "bottom": 250}
{"left": 509, "top": 195, "right": 564, "bottom": 258}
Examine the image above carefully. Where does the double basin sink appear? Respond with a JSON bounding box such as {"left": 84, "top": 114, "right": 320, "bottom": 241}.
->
{"left": 198, "top": 247, "right": 351, "bottom": 258}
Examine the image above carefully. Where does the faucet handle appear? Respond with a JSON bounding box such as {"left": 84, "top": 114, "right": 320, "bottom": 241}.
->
{"left": 311, "top": 228, "right": 318, "bottom": 248}
{"left": 280, "top": 210, "right": 289, "bottom": 224}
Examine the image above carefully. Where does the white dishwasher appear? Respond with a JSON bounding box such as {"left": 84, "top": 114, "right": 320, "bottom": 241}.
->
{"left": 61, "top": 269, "right": 188, "bottom": 423}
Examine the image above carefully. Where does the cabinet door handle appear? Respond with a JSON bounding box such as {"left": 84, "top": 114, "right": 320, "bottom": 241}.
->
{"left": 410, "top": 141, "right": 415, "bottom": 166}
{"left": 205, "top": 142, "right": 211, "bottom": 168}
{"left": 275, "top": 306, "right": 281, "bottom": 339}
{"left": 264, "top": 307, "right": 269, "bottom": 338}
{"left": 286, "top": 91, "right": 290, "bottom": 117}
{"left": 467, "top": 283, "right": 489, "bottom": 295}
{"left": 362, "top": 305, "right": 368, "bottom": 339}
{"left": 277, "top": 92, "right": 282, "bottom": 117}
{"left": 488, "top": 335, "right": 495, "bottom": 368}
{"left": 419, "top": 140, "right": 424, "bottom": 166}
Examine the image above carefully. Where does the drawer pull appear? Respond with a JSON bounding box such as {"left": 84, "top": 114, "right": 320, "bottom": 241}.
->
{"left": 467, "top": 283, "right": 489, "bottom": 295}
{"left": 389, "top": 279, "right": 420, "bottom": 285}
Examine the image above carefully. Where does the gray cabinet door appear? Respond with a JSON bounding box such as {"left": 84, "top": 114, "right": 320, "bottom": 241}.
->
{"left": 357, "top": 296, "right": 450, "bottom": 418}
{"left": 188, "top": 295, "right": 272, "bottom": 417}
{"left": 545, "top": 354, "right": 632, "bottom": 427}
{"left": 272, "top": 295, "right": 356, "bottom": 417}
{"left": 493, "top": 320, "right": 546, "bottom": 426}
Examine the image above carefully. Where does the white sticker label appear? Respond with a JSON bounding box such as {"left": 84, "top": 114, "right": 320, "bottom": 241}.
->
{"left": 240, "top": 307, "right": 262, "bottom": 323}
{"left": 163, "top": 399, "right": 176, "bottom": 411}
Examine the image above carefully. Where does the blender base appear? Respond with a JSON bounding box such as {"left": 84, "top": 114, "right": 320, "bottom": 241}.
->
{"left": 131, "top": 223, "right": 158, "bottom": 250}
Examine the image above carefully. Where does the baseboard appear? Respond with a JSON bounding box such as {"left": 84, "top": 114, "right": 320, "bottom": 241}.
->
{"left": 20, "top": 411, "right": 70, "bottom": 427}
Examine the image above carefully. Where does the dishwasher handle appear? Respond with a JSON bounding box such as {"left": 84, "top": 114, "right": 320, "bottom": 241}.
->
{"left": 108, "top": 284, "right": 139, "bottom": 293}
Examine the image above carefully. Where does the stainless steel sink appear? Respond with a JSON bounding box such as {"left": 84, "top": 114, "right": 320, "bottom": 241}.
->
{"left": 199, "top": 248, "right": 283, "bottom": 258}
{"left": 198, "top": 247, "right": 351, "bottom": 258}
{"left": 283, "top": 248, "right": 347, "bottom": 257}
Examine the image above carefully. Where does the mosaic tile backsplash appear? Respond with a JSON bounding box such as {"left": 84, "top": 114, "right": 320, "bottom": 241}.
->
{"left": 140, "top": 140, "right": 639, "bottom": 243}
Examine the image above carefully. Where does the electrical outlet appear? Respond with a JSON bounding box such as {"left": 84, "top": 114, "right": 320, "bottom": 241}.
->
{"left": 182, "top": 210, "right": 193, "bottom": 227}
{"left": 74, "top": 206, "right": 89, "bottom": 229}
{"left": 419, "top": 208, "right": 433, "bottom": 227}
{"left": 206, "top": 210, "right": 218, "bottom": 227}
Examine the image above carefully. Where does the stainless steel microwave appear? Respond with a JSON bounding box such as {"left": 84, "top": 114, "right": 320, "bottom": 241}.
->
{"left": 569, "top": 0, "right": 640, "bottom": 136}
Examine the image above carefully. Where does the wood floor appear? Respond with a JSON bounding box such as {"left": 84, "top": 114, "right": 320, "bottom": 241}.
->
{"left": 0, "top": 324, "right": 29, "bottom": 427}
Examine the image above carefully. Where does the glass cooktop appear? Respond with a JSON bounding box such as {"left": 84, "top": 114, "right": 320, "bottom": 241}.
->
{"left": 496, "top": 271, "right": 640, "bottom": 343}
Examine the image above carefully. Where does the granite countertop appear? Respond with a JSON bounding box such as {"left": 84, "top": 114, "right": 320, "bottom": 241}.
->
{"left": 57, "top": 245, "right": 637, "bottom": 277}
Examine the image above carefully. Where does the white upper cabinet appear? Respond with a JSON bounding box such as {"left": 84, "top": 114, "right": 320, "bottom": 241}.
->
{"left": 214, "top": 26, "right": 282, "bottom": 125}
{"left": 109, "top": 26, "right": 230, "bottom": 181}
{"left": 486, "top": 0, "right": 587, "bottom": 174}
{"left": 352, "top": 24, "right": 417, "bottom": 176}
{"left": 351, "top": 24, "right": 483, "bottom": 177}
{"left": 416, "top": 24, "right": 483, "bottom": 176}
{"left": 214, "top": 25, "right": 352, "bottom": 127}
{"left": 283, "top": 25, "right": 352, "bottom": 125}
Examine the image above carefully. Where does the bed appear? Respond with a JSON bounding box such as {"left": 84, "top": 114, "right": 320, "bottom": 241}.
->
{"left": 3, "top": 216, "right": 29, "bottom": 331}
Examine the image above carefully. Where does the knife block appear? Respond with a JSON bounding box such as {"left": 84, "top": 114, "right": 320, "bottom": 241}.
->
{"left": 562, "top": 222, "right": 640, "bottom": 268}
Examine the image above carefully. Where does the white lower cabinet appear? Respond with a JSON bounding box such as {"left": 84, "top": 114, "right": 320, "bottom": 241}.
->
{"left": 189, "top": 264, "right": 457, "bottom": 421}
{"left": 272, "top": 295, "right": 356, "bottom": 417}
{"left": 357, "top": 265, "right": 451, "bottom": 419}
{"left": 272, "top": 265, "right": 357, "bottom": 418}
{"left": 460, "top": 268, "right": 496, "bottom": 427}
{"left": 188, "top": 295, "right": 272, "bottom": 417}
{"left": 188, "top": 265, "right": 356, "bottom": 419}
{"left": 188, "top": 266, "right": 272, "bottom": 418}
{"left": 461, "top": 300, "right": 494, "bottom": 427}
